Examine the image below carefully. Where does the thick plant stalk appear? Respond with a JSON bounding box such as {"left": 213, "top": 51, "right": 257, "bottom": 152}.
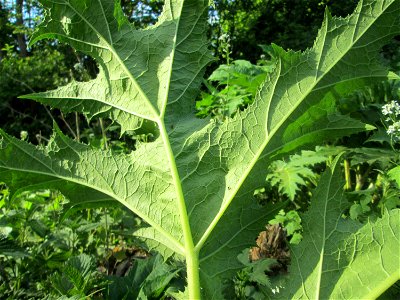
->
{"left": 159, "top": 122, "right": 201, "bottom": 298}
{"left": 344, "top": 159, "right": 352, "bottom": 190}
{"left": 187, "top": 251, "right": 201, "bottom": 299}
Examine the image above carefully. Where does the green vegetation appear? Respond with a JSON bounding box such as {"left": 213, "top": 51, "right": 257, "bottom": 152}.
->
{"left": 0, "top": 0, "right": 399, "bottom": 299}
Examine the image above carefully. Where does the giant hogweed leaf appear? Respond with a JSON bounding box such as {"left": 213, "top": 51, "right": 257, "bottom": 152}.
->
{"left": 274, "top": 158, "right": 400, "bottom": 300}
{"left": 25, "top": 0, "right": 213, "bottom": 133}
{"left": 197, "top": 1, "right": 400, "bottom": 297}
{"left": 0, "top": 126, "right": 185, "bottom": 255}
{"left": 0, "top": 0, "right": 400, "bottom": 298}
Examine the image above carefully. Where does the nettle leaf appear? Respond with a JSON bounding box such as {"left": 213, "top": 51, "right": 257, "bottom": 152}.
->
{"left": 0, "top": 0, "right": 400, "bottom": 298}
{"left": 274, "top": 157, "right": 400, "bottom": 299}
{"left": 267, "top": 150, "right": 328, "bottom": 200}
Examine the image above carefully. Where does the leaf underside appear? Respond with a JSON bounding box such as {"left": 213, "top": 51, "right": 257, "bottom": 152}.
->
{"left": 0, "top": 0, "right": 399, "bottom": 297}
{"left": 275, "top": 157, "right": 400, "bottom": 299}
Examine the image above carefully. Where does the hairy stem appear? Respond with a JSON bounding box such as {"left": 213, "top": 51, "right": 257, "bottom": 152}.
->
{"left": 187, "top": 249, "right": 201, "bottom": 299}
{"left": 60, "top": 112, "right": 77, "bottom": 139}
{"left": 344, "top": 159, "right": 352, "bottom": 191}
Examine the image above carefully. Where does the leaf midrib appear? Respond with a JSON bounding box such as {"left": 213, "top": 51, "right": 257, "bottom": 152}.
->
{"left": 158, "top": 1, "right": 198, "bottom": 259}
{"left": 29, "top": 94, "right": 155, "bottom": 122}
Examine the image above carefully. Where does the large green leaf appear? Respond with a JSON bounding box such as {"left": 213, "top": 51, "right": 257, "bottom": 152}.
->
{"left": 0, "top": 0, "right": 399, "bottom": 298}
{"left": 275, "top": 158, "right": 400, "bottom": 299}
{"left": 24, "top": 0, "right": 213, "bottom": 133}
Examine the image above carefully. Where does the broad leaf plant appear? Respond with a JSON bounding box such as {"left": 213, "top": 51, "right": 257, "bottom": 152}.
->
{"left": 1, "top": 0, "right": 399, "bottom": 298}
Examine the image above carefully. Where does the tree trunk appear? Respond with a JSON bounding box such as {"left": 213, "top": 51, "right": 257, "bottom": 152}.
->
{"left": 15, "top": 0, "right": 28, "bottom": 57}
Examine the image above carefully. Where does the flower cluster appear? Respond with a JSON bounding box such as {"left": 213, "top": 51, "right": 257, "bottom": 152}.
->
{"left": 218, "top": 32, "right": 232, "bottom": 65}
{"left": 382, "top": 100, "right": 400, "bottom": 141}
{"left": 387, "top": 123, "right": 400, "bottom": 135}
{"left": 382, "top": 100, "right": 400, "bottom": 117}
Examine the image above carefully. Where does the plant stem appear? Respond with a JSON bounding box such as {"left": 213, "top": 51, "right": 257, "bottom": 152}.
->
{"left": 104, "top": 207, "right": 109, "bottom": 253}
{"left": 99, "top": 118, "right": 108, "bottom": 150}
{"left": 158, "top": 120, "right": 201, "bottom": 299}
{"left": 75, "top": 112, "right": 80, "bottom": 142}
{"left": 355, "top": 165, "right": 366, "bottom": 191}
{"left": 187, "top": 249, "right": 201, "bottom": 299}
{"left": 344, "top": 159, "right": 351, "bottom": 191}
{"left": 60, "top": 112, "right": 77, "bottom": 139}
